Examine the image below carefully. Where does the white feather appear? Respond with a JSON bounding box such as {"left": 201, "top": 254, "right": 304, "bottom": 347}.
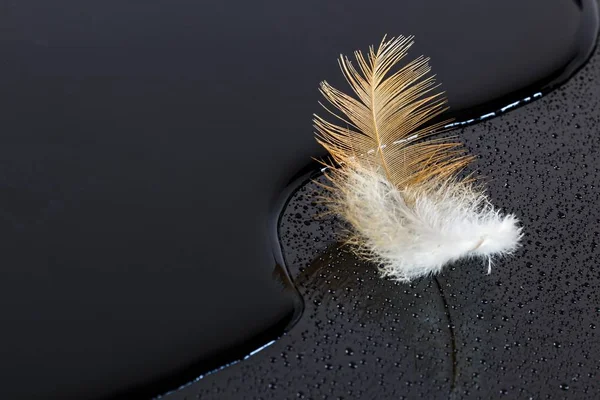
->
{"left": 314, "top": 36, "right": 523, "bottom": 282}
{"left": 334, "top": 164, "right": 522, "bottom": 282}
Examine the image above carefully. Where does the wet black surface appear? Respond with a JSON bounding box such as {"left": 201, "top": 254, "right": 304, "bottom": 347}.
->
{"left": 166, "top": 25, "right": 600, "bottom": 400}
{"left": 0, "top": 0, "right": 599, "bottom": 399}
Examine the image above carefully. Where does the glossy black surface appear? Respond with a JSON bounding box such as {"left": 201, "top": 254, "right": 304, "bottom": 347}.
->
{"left": 172, "top": 36, "right": 600, "bottom": 399}
{"left": 0, "top": 0, "right": 598, "bottom": 399}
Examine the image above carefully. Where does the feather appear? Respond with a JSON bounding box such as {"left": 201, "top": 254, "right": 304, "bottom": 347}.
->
{"left": 314, "top": 35, "right": 522, "bottom": 282}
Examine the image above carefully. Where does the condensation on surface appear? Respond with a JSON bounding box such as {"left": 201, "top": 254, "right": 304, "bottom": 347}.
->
{"left": 167, "top": 32, "right": 600, "bottom": 400}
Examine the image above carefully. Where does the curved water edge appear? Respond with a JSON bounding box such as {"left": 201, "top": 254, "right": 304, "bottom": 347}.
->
{"left": 154, "top": 1, "right": 600, "bottom": 396}
{"left": 0, "top": 1, "right": 598, "bottom": 399}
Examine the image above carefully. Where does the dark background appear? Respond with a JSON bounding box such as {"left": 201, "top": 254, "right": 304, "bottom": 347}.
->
{"left": 0, "top": 0, "right": 598, "bottom": 398}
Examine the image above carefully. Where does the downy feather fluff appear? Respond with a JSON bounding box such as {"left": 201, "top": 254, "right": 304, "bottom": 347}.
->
{"left": 314, "top": 36, "right": 522, "bottom": 282}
